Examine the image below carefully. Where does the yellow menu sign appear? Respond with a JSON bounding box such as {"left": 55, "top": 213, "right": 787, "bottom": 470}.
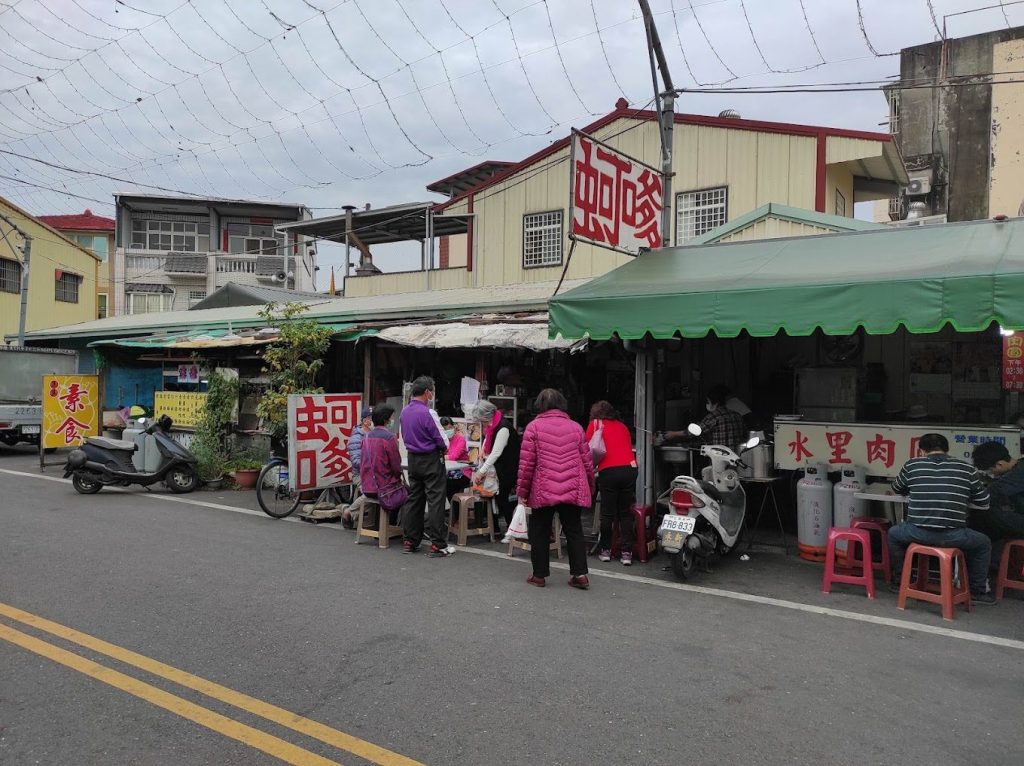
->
{"left": 42, "top": 375, "right": 99, "bottom": 449}
{"left": 154, "top": 391, "right": 207, "bottom": 428}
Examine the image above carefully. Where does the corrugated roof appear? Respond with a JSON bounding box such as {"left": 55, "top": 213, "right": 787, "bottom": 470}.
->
{"left": 189, "top": 282, "right": 337, "bottom": 310}
{"left": 21, "top": 279, "right": 590, "bottom": 342}
{"left": 690, "top": 203, "right": 885, "bottom": 245}
{"left": 37, "top": 209, "right": 115, "bottom": 232}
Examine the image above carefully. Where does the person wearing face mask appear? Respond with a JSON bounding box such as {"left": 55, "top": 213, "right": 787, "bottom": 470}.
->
{"left": 664, "top": 384, "right": 746, "bottom": 452}
{"left": 398, "top": 376, "right": 453, "bottom": 557}
{"left": 441, "top": 416, "right": 472, "bottom": 500}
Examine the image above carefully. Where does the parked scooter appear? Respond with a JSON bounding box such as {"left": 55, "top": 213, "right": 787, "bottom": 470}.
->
{"left": 657, "top": 424, "right": 760, "bottom": 580}
{"left": 64, "top": 415, "right": 199, "bottom": 495}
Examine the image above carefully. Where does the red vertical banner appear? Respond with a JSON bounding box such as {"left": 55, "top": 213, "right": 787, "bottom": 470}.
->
{"left": 1003, "top": 335, "right": 1024, "bottom": 391}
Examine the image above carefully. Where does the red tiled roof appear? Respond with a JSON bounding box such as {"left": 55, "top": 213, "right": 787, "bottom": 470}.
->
{"left": 37, "top": 209, "right": 115, "bottom": 232}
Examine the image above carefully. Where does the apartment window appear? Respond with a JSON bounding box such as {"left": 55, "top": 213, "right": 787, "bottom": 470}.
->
{"left": 70, "top": 234, "right": 108, "bottom": 261}
{"left": 835, "top": 190, "right": 847, "bottom": 218}
{"left": 675, "top": 187, "right": 728, "bottom": 244}
{"left": 522, "top": 210, "right": 563, "bottom": 268}
{"left": 97, "top": 293, "right": 108, "bottom": 319}
{"left": 188, "top": 290, "right": 207, "bottom": 307}
{"left": 227, "top": 222, "right": 283, "bottom": 256}
{"left": 0, "top": 257, "right": 21, "bottom": 293}
{"left": 126, "top": 286, "right": 175, "bottom": 313}
{"left": 130, "top": 219, "right": 210, "bottom": 252}
{"left": 55, "top": 272, "right": 81, "bottom": 303}
{"left": 887, "top": 90, "right": 900, "bottom": 135}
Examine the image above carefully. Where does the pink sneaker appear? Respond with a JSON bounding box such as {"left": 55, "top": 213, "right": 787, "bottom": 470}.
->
{"left": 621, "top": 551, "right": 633, "bottom": 566}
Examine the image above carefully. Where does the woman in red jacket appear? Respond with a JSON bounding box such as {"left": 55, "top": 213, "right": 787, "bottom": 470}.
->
{"left": 585, "top": 401, "right": 638, "bottom": 565}
{"left": 516, "top": 388, "right": 594, "bottom": 589}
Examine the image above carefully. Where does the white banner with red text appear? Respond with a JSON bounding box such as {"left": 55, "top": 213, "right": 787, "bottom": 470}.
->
{"left": 774, "top": 420, "right": 1020, "bottom": 478}
{"left": 287, "top": 393, "right": 362, "bottom": 491}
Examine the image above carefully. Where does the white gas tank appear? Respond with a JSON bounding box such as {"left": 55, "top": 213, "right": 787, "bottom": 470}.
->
{"left": 123, "top": 422, "right": 147, "bottom": 471}
{"left": 797, "top": 462, "right": 833, "bottom": 561}
{"left": 833, "top": 466, "right": 868, "bottom": 554}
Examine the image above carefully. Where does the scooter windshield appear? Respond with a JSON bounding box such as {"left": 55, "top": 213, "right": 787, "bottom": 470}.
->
{"left": 718, "top": 488, "right": 745, "bottom": 537}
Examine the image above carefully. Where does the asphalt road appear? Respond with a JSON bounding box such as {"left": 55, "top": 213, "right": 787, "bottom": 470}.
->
{"left": 1, "top": 449, "right": 1022, "bottom": 766}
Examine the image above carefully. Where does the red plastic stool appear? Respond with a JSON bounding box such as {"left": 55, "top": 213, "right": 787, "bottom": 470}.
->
{"left": 897, "top": 544, "right": 972, "bottom": 621}
{"left": 822, "top": 527, "right": 875, "bottom": 599}
{"left": 849, "top": 518, "right": 892, "bottom": 584}
{"left": 995, "top": 539, "right": 1024, "bottom": 601}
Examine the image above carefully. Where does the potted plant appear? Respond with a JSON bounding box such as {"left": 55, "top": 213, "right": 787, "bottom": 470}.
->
{"left": 227, "top": 446, "right": 267, "bottom": 490}
{"left": 193, "top": 369, "right": 239, "bottom": 489}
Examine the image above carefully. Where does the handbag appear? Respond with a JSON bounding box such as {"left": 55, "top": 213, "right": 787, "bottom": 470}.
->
{"left": 589, "top": 419, "right": 607, "bottom": 465}
{"left": 369, "top": 440, "right": 408, "bottom": 512}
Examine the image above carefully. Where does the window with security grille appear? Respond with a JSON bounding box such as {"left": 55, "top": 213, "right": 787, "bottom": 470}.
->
{"left": 188, "top": 290, "right": 207, "bottom": 307}
{"left": 0, "top": 257, "right": 21, "bottom": 293}
{"left": 130, "top": 218, "right": 210, "bottom": 252}
{"left": 522, "top": 210, "right": 563, "bottom": 268}
{"left": 227, "top": 222, "right": 284, "bottom": 256}
{"left": 887, "top": 90, "right": 900, "bottom": 135}
{"left": 835, "top": 190, "right": 847, "bottom": 218}
{"left": 128, "top": 292, "right": 174, "bottom": 314}
{"left": 55, "top": 272, "right": 81, "bottom": 303}
{"left": 675, "top": 187, "right": 728, "bottom": 244}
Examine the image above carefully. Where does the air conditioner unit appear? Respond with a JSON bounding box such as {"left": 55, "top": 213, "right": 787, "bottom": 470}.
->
{"left": 905, "top": 170, "right": 932, "bottom": 196}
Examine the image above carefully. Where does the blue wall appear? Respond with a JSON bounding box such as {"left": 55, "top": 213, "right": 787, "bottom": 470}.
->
{"left": 104, "top": 364, "right": 163, "bottom": 409}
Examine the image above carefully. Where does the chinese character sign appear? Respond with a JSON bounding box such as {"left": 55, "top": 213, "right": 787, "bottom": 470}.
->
{"left": 569, "top": 130, "right": 663, "bottom": 254}
{"left": 42, "top": 375, "right": 99, "bottom": 449}
{"left": 1002, "top": 335, "right": 1024, "bottom": 391}
{"left": 775, "top": 420, "right": 1020, "bottom": 478}
{"left": 178, "top": 364, "right": 200, "bottom": 384}
{"left": 154, "top": 392, "right": 208, "bottom": 429}
{"left": 287, "top": 394, "right": 361, "bottom": 491}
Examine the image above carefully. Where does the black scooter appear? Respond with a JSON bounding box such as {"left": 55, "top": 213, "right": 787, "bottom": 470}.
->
{"left": 64, "top": 415, "right": 199, "bottom": 495}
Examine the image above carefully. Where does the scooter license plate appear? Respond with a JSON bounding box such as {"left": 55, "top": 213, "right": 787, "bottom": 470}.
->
{"left": 661, "top": 515, "right": 696, "bottom": 534}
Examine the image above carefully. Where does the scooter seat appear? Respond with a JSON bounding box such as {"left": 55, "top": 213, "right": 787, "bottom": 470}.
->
{"left": 700, "top": 480, "right": 723, "bottom": 502}
{"left": 85, "top": 436, "right": 137, "bottom": 452}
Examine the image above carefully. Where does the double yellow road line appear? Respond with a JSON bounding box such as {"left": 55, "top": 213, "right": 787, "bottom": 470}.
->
{"left": 0, "top": 602, "right": 424, "bottom": 766}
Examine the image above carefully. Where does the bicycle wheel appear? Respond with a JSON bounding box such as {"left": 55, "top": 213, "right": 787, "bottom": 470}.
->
{"left": 256, "top": 459, "right": 301, "bottom": 518}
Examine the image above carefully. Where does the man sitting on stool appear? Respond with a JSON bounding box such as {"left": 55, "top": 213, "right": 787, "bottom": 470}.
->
{"left": 971, "top": 441, "right": 1024, "bottom": 543}
{"left": 888, "top": 433, "right": 995, "bottom": 604}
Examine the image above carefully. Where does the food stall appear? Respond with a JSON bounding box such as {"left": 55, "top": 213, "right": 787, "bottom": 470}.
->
{"left": 548, "top": 217, "right": 1024, "bottom": 514}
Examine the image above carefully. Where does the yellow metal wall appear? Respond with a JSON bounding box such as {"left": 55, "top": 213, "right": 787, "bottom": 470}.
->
{"left": 0, "top": 199, "right": 99, "bottom": 339}
{"left": 824, "top": 165, "right": 854, "bottom": 217}
{"left": 990, "top": 39, "right": 1024, "bottom": 218}
{"left": 343, "top": 267, "right": 472, "bottom": 297}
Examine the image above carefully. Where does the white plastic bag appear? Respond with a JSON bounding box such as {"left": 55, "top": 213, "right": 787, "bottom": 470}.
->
{"left": 503, "top": 502, "right": 530, "bottom": 542}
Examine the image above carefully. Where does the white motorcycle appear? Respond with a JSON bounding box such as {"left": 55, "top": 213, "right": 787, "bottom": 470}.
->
{"left": 657, "top": 425, "right": 760, "bottom": 580}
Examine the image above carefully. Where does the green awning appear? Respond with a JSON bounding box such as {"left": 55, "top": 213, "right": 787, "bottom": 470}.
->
{"left": 549, "top": 218, "right": 1024, "bottom": 340}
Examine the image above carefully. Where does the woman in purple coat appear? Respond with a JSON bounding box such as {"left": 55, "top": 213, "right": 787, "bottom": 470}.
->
{"left": 359, "top": 405, "right": 403, "bottom": 525}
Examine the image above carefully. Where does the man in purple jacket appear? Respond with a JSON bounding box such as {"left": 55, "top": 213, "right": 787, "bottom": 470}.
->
{"left": 399, "top": 376, "right": 453, "bottom": 557}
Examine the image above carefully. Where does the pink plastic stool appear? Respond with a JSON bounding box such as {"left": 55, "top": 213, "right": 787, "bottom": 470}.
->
{"left": 849, "top": 517, "right": 892, "bottom": 584}
{"left": 822, "top": 527, "right": 875, "bottom": 599}
{"left": 995, "top": 539, "right": 1024, "bottom": 601}
{"left": 897, "top": 544, "right": 972, "bottom": 621}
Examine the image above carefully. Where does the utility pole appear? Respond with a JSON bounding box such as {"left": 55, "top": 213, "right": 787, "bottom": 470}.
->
{"left": 0, "top": 210, "right": 33, "bottom": 346}
{"left": 638, "top": 0, "right": 675, "bottom": 248}
{"left": 635, "top": 0, "right": 677, "bottom": 510}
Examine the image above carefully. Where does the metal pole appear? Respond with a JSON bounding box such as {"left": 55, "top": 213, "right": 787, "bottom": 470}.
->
{"left": 638, "top": 0, "right": 675, "bottom": 249}
{"left": 17, "top": 237, "right": 31, "bottom": 345}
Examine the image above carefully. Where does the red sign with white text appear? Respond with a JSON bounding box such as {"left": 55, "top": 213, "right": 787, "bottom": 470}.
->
{"left": 569, "top": 129, "right": 664, "bottom": 254}
{"left": 286, "top": 394, "right": 361, "bottom": 491}
{"left": 1002, "top": 334, "right": 1024, "bottom": 391}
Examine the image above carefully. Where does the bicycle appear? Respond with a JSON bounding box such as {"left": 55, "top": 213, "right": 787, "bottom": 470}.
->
{"left": 256, "top": 456, "right": 301, "bottom": 518}
{"left": 256, "top": 455, "right": 357, "bottom": 519}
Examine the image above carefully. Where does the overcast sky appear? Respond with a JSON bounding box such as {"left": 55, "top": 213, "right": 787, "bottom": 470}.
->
{"left": 0, "top": 0, "right": 1021, "bottom": 280}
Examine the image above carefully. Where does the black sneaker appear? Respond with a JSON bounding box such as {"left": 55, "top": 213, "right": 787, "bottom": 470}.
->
{"left": 402, "top": 540, "right": 420, "bottom": 554}
{"left": 428, "top": 544, "right": 456, "bottom": 558}
{"left": 972, "top": 591, "right": 997, "bottom": 606}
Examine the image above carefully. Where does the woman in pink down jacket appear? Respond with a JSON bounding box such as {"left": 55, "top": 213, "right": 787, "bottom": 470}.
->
{"left": 516, "top": 388, "right": 595, "bottom": 589}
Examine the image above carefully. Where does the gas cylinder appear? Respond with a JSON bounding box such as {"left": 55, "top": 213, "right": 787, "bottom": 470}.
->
{"left": 833, "top": 466, "right": 868, "bottom": 555}
{"left": 797, "top": 463, "right": 833, "bottom": 561}
{"left": 123, "top": 421, "right": 147, "bottom": 471}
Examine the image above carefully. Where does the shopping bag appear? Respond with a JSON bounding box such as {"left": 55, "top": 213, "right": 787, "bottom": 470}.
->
{"left": 503, "top": 503, "right": 530, "bottom": 542}
{"left": 472, "top": 466, "right": 499, "bottom": 498}
{"left": 589, "top": 419, "right": 606, "bottom": 465}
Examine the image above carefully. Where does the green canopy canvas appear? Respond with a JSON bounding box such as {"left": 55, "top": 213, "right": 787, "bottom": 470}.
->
{"left": 548, "top": 218, "right": 1024, "bottom": 340}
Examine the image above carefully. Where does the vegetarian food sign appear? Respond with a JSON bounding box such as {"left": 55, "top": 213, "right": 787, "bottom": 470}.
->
{"left": 42, "top": 374, "right": 99, "bottom": 449}
{"left": 287, "top": 393, "right": 361, "bottom": 491}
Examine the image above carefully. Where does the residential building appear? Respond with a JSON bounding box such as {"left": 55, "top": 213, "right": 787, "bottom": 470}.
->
{"left": 297, "top": 101, "right": 905, "bottom": 299}
{"left": 0, "top": 196, "right": 100, "bottom": 340}
{"left": 37, "top": 210, "right": 115, "bottom": 319}
{"left": 886, "top": 25, "right": 1024, "bottom": 222}
{"left": 114, "top": 194, "right": 315, "bottom": 315}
